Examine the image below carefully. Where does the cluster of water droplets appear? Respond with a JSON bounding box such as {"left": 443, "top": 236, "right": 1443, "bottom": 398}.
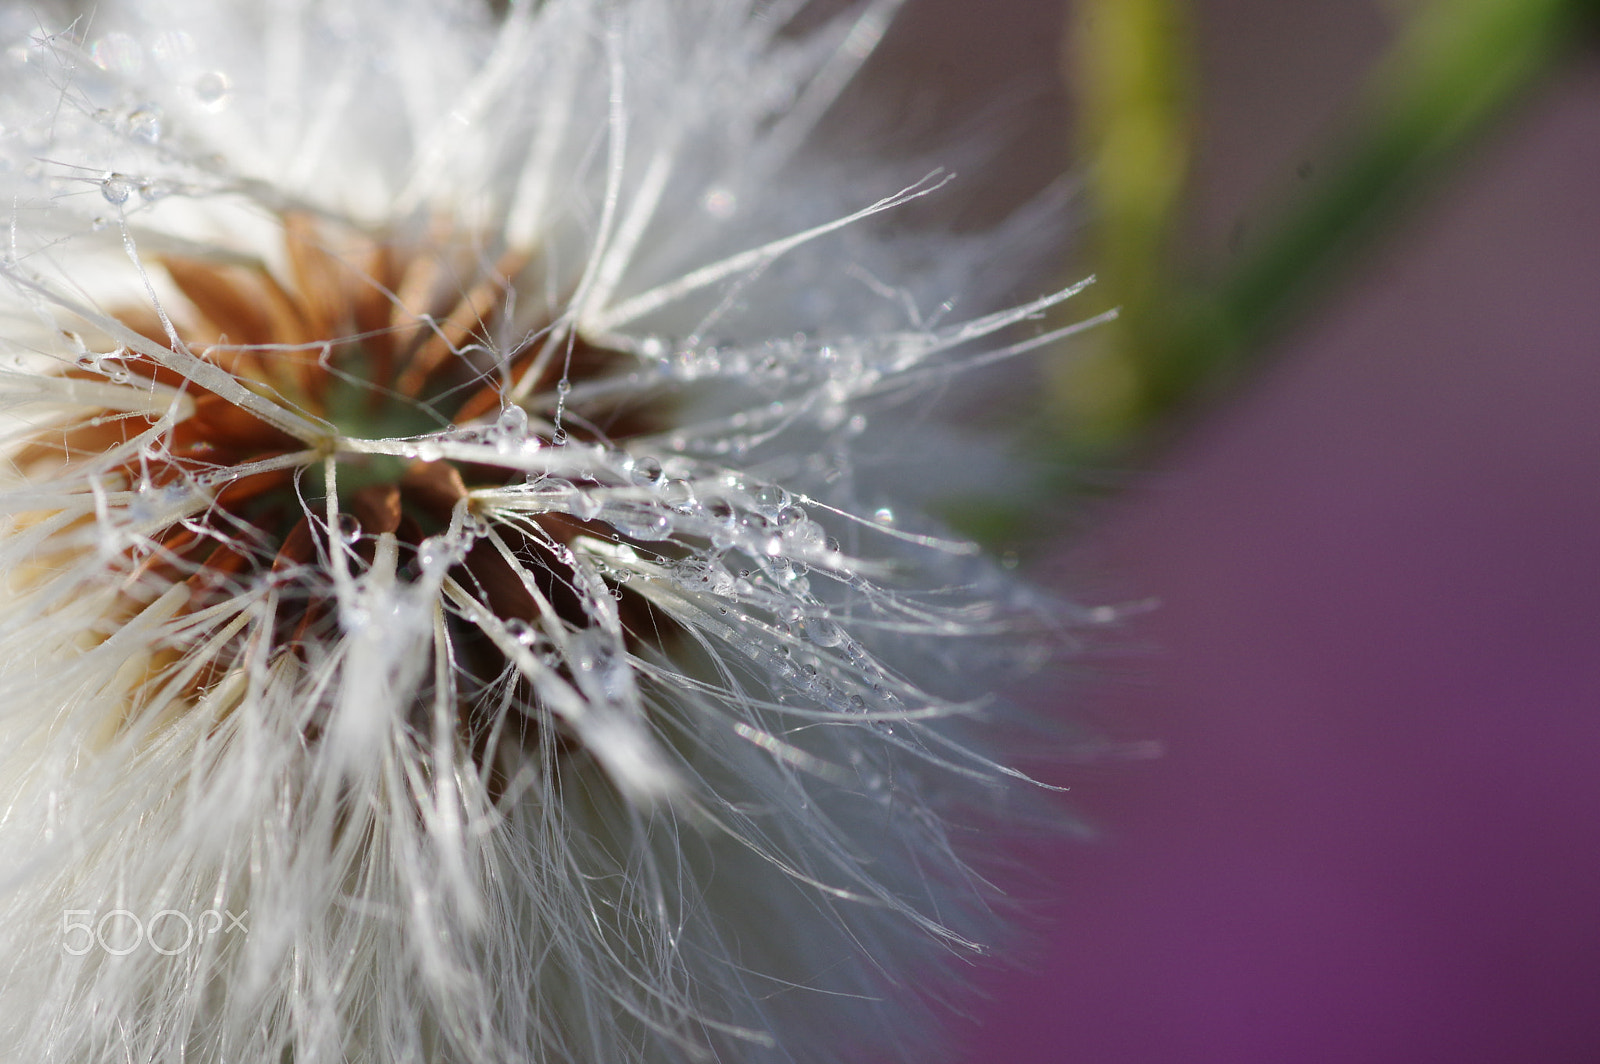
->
{"left": 71, "top": 341, "right": 136, "bottom": 385}
{"left": 429, "top": 397, "right": 959, "bottom": 748}
{"left": 97, "top": 168, "right": 186, "bottom": 207}
{"left": 4, "top": 24, "right": 239, "bottom": 216}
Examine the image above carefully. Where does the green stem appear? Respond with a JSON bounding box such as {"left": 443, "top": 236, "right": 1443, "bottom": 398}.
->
{"left": 1152, "top": 0, "right": 1591, "bottom": 414}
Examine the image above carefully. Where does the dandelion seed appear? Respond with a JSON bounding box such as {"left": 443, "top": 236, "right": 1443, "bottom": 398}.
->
{"left": 0, "top": 1, "right": 1088, "bottom": 1062}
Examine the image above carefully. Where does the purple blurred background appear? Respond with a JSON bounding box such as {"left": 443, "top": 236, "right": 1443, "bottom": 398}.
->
{"left": 874, "top": 2, "right": 1600, "bottom": 1062}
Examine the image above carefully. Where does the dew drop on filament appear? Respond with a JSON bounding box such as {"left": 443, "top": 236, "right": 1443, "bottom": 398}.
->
{"left": 496, "top": 404, "right": 529, "bottom": 436}
{"left": 629, "top": 456, "right": 663, "bottom": 487}
{"left": 803, "top": 617, "right": 843, "bottom": 647}
{"left": 504, "top": 618, "right": 537, "bottom": 646}
{"left": 100, "top": 174, "right": 132, "bottom": 205}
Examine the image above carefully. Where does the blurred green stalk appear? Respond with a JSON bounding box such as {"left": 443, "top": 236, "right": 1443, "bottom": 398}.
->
{"left": 1054, "top": 0, "right": 1192, "bottom": 450}
{"left": 1056, "top": 0, "right": 1594, "bottom": 458}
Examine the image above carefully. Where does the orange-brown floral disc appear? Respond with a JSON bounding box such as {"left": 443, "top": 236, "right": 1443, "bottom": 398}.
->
{"left": 24, "top": 215, "right": 670, "bottom": 783}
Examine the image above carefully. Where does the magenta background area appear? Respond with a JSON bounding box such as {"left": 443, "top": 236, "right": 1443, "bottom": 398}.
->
{"left": 954, "top": 26, "right": 1600, "bottom": 1064}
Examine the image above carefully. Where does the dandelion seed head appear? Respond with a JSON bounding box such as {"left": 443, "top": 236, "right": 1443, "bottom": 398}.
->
{"left": 0, "top": 1, "right": 1085, "bottom": 1062}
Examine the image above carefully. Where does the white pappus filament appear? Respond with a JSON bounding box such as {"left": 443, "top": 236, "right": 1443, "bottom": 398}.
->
{"left": 0, "top": 1, "right": 1090, "bottom": 1062}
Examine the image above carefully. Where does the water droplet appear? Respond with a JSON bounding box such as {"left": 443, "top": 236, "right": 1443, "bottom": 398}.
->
{"left": 629, "top": 456, "right": 663, "bottom": 487}
{"left": 803, "top": 617, "right": 843, "bottom": 647}
{"left": 702, "top": 186, "right": 737, "bottom": 218}
{"left": 90, "top": 33, "right": 143, "bottom": 76}
{"left": 872, "top": 507, "right": 895, "bottom": 526}
{"left": 615, "top": 511, "right": 671, "bottom": 539}
{"left": 660, "top": 478, "right": 693, "bottom": 508}
{"left": 127, "top": 106, "right": 162, "bottom": 144}
{"left": 100, "top": 173, "right": 132, "bottom": 205}
{"left": 415, "top": 441, "right": 442, "bottom": 462}
{"left": 753, "top": 484, "right": 788, "bottom": 512}
{"left": 504, "top": 618, "right": 537, "bottom": 646}
{"left": 90, "top": 216, "right": 108, "bottom": 231}
{"left": 785, "top": 519, "right": 826, "bottom": 551}
{"left": 496, "top": 404, "right": 528, "bottom": 435}
{"left": 193, "top": 70, "right": 230, "bottom": 108}
{"left": 335, "top": 514, "right": 362, "bottom": 544}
